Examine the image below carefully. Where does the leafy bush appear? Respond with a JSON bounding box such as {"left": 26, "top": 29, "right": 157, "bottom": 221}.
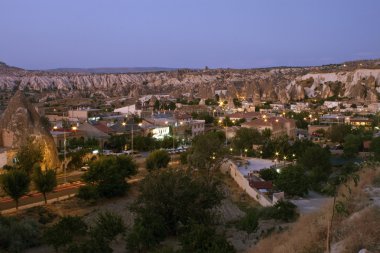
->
{"left": 180, "top": 223, "right": 235, "bottom": 253}
{"left": 44, "top": 216, "right": 87, "bottom": 252}
{"left": 236, "top": 209, "right": 259, "bottom": 233}
{"left": 270, "top": 201, "right": 298, "bottom": 222}
{"left": 146, "top": 150, "right": 170, "bottom": 171}
{"left": 77, "top": 185, "right": 99, "bottom": 200}
{"left": 0, "top": 216, "right": 42, "bottom": 253}
{"left": 259, "top": 168, "right": 279, "bottom": 181}
{"left": 79, "top": 155, "right": 137, "bottom": 199}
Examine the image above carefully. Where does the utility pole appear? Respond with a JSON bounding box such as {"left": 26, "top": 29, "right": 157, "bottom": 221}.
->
{"left": 63, "top": 111, "right": 67, "bottom": 184}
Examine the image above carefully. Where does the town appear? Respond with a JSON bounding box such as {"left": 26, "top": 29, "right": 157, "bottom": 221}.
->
{"left": 1, "top": 0, "right": 380, "bottom": 252}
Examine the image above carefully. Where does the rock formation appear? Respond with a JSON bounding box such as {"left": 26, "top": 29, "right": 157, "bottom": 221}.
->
{"left": 0, "top": 91, "right": 60, "bottom": 169}
{"left": 0, "top": 60, "right": 380, "bottom": 103}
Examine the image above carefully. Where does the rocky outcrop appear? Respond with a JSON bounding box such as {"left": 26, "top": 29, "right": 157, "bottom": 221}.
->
{"left": 0, "top": 91, "right": 60, "bottom": 169}
{"left": 0, "top": 61, "right": 380, "bottom": 103}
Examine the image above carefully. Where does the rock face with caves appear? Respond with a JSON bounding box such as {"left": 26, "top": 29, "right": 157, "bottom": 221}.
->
{"left": 0, "top": 60, "right": 380, "bottom": 103}
{"left": 0, "top": 91, "right": 60, "bottom": 169}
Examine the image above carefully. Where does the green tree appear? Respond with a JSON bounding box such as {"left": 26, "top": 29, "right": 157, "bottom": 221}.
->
{"left": 32, "top": 166, "right": 57, "bottom": 204}
{"left": 146, "top": 150, "right": 170, "bottom": 171}
{"left": 259, "top": 168, "right": 279, "bottom": 181}
{"left": 44, "top": 216, "right": 87, "bottom": 252}
{"left": 180, "top": 223, "right": 235, "bottom": 253}
{"left": 16, "top": 139, "right": 43, "bottom": 174}
{"left": 130, "top": 169, "right": 223, "bottom": 242}
{"left": 275, "top": 165, "right": 309, "bottom": 197}
{"left": 232, "top": 127, "right": 263, "bottom": 152}
{"left": 327, "top": 124, "right": 352, "bottom": 143}
{"left": 80, "top": 155, "right": 137, "bottom": 198}
{"left": 1, "top": 169, "right": 30, "bottom": 210}
{"left": 187, "top": 132, "right": 224, "bottom": 171}
{"left": 126, "top": 211, "right": 168, "bottom": 252}
{"left": 343, "top": 134, "right": 362, "bottom": 158}
{"left": 298, "top": 145, "right": 331, "bottom": 189}
{"left": 270, "top": 200, "right": 298, "bottom": 222}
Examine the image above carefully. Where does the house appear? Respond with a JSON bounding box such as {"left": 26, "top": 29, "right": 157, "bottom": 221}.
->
{"left": 323, "top": 101, "right": 341, "bottom": 109}
{"left": 226, "top": 112, "right": 263, "bottom": 122}
{"left": 68, "top": 108, "right": 101, "bottom": 122}
{"left": 50, "top": 128, "right": 87, "bottom": 150}
{"left": 241, "top": 116, "right": 296, "bottom": 139}
{"left": 77, "top": 122, "right": 110, "bottom": 147}
{"left": 114, "top": 104, "right": 141, "bottom": 116}
{"left": 290, "top": 102, "right": 309, "bottom": 113}
{"left": 347, "top": 117, "right": 373, "bottom": 129}
{"left": 319, "top": 114, "right": 346, "bottom": 125}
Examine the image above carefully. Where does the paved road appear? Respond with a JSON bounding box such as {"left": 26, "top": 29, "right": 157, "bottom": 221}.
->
{"left": 0, "top": 182, "right": 84, "bottom": 212}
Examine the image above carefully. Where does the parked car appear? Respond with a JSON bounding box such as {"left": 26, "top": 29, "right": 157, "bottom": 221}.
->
{"left": 80, "top": 165, "right": 90, "bottom": 171}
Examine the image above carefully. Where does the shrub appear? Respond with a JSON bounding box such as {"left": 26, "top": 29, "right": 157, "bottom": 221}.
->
{"left": 271, "top": 201, "right": 299, "bottom": 222}
{"left": 146, "top": 150, "right": 170, "bottom": 171}
{"left": 180, "top": 223, "right": 235, "bottom": 253}
{"left": 0, "top": 216, "right": 42, "bottom": 252}
{"left": 78, "top": 185, "right": 99, "bottom": 200}
{"left": 236, "top": 209, "right": 259, "bottom": 233}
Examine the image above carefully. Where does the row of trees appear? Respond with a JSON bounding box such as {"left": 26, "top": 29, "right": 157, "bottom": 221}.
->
{"left": 1, "top": 166, "right": 57, "bottom": 209}
{"left": 1, "top": 140, "right": 58, "bottom": 210}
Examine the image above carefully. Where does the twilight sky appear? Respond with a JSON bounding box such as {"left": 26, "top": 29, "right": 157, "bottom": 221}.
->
{"left": 0, "top": 0, "right": 379, "bottom": 69}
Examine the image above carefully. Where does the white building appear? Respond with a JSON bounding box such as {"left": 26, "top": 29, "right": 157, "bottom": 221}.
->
{"left": 190, "top": 120, "right": 205, "bottom": 137}
{"left": 323, "top": 101, "right": 341, "bottom": 109}
{"left": 114, "top": 104, "right": 141, "bottom": 116}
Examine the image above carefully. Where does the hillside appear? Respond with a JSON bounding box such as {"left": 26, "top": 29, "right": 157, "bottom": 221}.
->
{"left": 0, "top": 59, "right": 380, "bottom": 103}
{"left": 249, "top": 164, "right": 380, "bottom": 253}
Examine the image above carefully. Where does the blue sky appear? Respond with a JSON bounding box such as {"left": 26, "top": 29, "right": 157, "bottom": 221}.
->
{"left": 0, "top": 0, "right": 379, "bottom": 69}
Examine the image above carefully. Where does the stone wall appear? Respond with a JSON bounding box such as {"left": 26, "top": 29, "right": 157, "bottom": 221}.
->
{"left": 222, "top": 160, "right": 278, "bottom": 207}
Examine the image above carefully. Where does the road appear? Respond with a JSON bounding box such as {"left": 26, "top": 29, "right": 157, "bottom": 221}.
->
{"left": 0, "top": 181, "right": 84, "bottom": 212}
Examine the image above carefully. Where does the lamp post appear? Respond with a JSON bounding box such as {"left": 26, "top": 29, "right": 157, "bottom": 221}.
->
{"left": 275, "top": 152, "right": 279, "bottom": 166}
{"left": 123, "top": 120, "right": 142, "bottom": 153}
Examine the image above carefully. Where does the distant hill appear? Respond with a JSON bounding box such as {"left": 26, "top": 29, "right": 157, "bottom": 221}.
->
{"left": 47, "top": 67, "right": 179, "bottom": 74}
{"left": 0, "top": 61, "right": 24, "bottom": 74}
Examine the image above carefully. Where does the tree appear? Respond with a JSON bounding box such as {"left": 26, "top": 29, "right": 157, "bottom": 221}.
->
{"left": 274, "top": 165, "right": 309, "bottom": 197}
{"left": 146, "top": 150, "right": 170, "bottom": 171}
{"left": 232, "top": 128, "right": 263, "bottom": 152}
{"left": 80, "top": 155, "right": 137, "bottom": 198}
{"left": 129, "top": 169, "right": 223, "bottom": 246}
{"left": 327, "top": 124, "right": 352, "bottom": 143}
{"left": 187, "top": 132, "right": 224, "bottom": 171}
{"left": 1, "top": 169, "right": 30, "bottom": 210}
{"left": 126, "top": 211, "right": 168, "bottom": 252}
{"left": 32, "top": 165, "right": 57, "bottom": 204}
{"left": 343, "top": 134, "right": 362, "bottom": 158}
{"left": 44, "top": 216, "right": 87, "bottom": 252}
{"left": 180, "top": 223, "right": 235, "bottom": 253}
{"left": 16, "top": 139, "right": 43, "bottom": 174}
{"left": 298, "top": 145, "right": 331, "bottom": 189}
{"left": 259, "top": 168, "right": 279, "bottom": 181}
